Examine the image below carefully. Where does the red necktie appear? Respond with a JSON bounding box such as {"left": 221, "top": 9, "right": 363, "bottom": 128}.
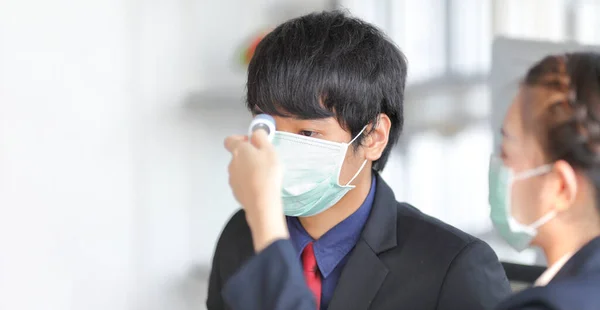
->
{"left": 301, "top": 242, "right": 322, "bottom": 309}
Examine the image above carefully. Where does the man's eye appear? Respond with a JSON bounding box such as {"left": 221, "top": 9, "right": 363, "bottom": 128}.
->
{"left": 299, "top": 130, "right": 317, "bottom": 137}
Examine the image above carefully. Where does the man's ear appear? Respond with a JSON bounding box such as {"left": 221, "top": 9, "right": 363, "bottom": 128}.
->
{"left": 364, "top": 113, "right": 391, "bottom": 161}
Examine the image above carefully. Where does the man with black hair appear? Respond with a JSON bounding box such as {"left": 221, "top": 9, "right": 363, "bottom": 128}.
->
{"left": 207, "top": 11, "right": 511, "bottom": 310}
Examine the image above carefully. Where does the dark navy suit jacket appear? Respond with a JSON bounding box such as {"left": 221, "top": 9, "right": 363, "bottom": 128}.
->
{"left": 496, "top": 236, "right": 600, "bottom": 310}
{"left": 207, "top": 173, "right": 512, "bottom": 310}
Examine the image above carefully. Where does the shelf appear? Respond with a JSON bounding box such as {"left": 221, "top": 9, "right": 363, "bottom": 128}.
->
{"left": 185, "top": 84, "right": 246, "bottom": 110}
{"left": 186, "top": 80, "right": 491, "bottom": 137}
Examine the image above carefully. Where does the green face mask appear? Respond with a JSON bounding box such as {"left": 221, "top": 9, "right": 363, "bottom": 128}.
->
{"left": 272, "top": 127, "right": 368, "bottom": 217}
{"left": 488, "top": 155, "right": 556, "bottom": 252}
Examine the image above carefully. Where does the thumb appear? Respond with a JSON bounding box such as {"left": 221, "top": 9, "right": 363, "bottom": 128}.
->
{"left": 251, "top": 129, "right": 271, "bottom": 149}
{"left": 224, "top": 135, "right": 248, "bottom": 153}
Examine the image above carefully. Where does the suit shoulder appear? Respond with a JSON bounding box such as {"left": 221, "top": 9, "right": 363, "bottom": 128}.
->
{"left": 216, "top": 209, "right": 251, "bottom": 247}
{"left": 208, "top": 210, "right": 254, "bottom": 308}
{"left": 499, "top": 275, "right": 600, "bottom": 310}
{"left": 373, "top": 201, "right": 506, "bottom": 309}
{"left": 395, "top": 202, "right": 480, "bottom": 251}
{"left": 222, "top": 209, "right": 249, "bottom": 234}
{"left": 212, "top": 209, "right": 254, "bottom": 279}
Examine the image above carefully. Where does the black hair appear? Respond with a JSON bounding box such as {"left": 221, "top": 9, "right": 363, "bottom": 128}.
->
{"left": 246, "top": 11, "right": 407, "bottom": 171}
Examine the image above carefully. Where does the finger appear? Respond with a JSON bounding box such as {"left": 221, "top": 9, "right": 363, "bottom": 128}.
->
{"left": 224, "top": 135, "right": 248, "bottom": 153}
{"left": 250, "top": 130, "right": 271, "bottom": 149}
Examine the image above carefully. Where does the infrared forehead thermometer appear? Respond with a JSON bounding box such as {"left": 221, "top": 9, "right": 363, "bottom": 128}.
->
{"left": 248, "top": 114, "right": 276, "bottom": 142}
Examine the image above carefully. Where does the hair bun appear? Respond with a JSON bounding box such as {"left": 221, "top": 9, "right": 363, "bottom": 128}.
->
{"left": 526, "top": 53, "right": 600, "bottom": 170}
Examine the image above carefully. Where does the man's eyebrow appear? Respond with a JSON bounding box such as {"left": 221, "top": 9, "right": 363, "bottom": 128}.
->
{"left": 249, "top": 105, "right": 334, "bottom": 123}
{"left": 302, "top": 117, "right": 331, "bottom": 124}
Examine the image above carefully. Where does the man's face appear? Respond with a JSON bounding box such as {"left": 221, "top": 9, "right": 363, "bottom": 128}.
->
{"left": 271, "top": 115, "right": 368, "bottom": 185}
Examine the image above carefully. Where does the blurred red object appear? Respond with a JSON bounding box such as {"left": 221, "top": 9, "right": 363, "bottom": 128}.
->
{"left": 241, "top": 30, "right": 271, "bottom": 66}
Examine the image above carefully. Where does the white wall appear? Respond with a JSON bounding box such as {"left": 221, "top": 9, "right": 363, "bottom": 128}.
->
{"left": 0, "top": 0, "right": 334, "bottom": 309}
{"left": 0, "top": 0, "right": 137, "bottom": 309}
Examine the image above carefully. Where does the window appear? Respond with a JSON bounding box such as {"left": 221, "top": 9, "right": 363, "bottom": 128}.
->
{"left": 449, "top": 0, "right": 492, "bottom": 75}
{"left": 388, "top": 0, "right": 447, "bottom": 84}
{"left": 341, "top": 0, "right": 599, "bottom": 84}
{"left": 573, "top": 0, "right": 600, "bottom": 45}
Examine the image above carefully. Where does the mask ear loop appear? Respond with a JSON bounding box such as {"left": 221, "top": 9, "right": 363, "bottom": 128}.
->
{"left": 348, "top": 125, "right": 369, "bottom": 145}
{"left": 345, "top": 159, "right": 368, "bottom": 186}
{"left": 514, "top": 164, "right": 553, "bottom": 181}
{"left": 529, "top": 210, "right": 557, "bottom": 229}
{"left": 344, "top": 125, "right": 369, "bottom": 187}
{"left": 512, "top": 164, "right": 557, "bottom": 229}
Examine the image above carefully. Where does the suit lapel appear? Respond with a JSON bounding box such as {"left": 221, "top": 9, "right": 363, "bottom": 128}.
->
{"left": 328, "top": 174, "right": 399, "bottom": 310}
{"left": 327, "top": 240, "right": 389, "bottom": 310}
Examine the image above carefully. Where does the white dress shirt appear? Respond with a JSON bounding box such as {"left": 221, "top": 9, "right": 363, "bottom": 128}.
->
{"left": 534, "top": 252, "right": 574, "bottom": 286}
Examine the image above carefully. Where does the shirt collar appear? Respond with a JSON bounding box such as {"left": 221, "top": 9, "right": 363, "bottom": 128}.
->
{"left": 287, "top": 175, "right": 376, "bottom": 278}
{"left": 534, "top": 252, "right": 575, "bottom": 287}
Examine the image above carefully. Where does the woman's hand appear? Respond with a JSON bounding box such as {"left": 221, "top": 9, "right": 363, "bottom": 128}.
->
{"left": 224, "top": 130, "right": 289, "bottom": 252}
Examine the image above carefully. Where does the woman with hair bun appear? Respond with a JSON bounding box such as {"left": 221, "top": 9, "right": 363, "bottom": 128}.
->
{"left": 492, "top": 52, "right": 600, "bottom": 310}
